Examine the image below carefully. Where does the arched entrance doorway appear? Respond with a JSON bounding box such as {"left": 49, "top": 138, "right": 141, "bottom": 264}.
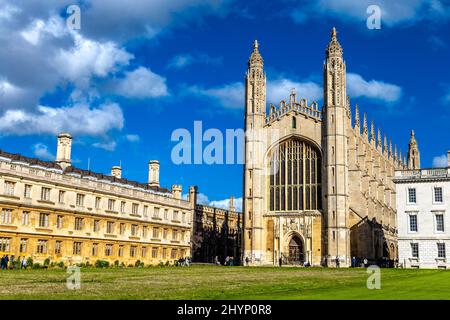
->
{"left": 287, "top": 236, "right": 304, "bottom": 264}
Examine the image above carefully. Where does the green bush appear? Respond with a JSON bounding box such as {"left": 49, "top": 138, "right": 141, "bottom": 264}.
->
{"left": 57, "top": 261, "right": 65, "bottom": 268}
{"left": 114, "top": 260, "right": 119, "bottom": 267}
{"left": 120, "top": 262, "right": 125, "bottom": 268}
{"left": 127, "top": 264, "right": 134, "bottom": 268}
{"left": 95, "top": 260, "right": 110, "bottom": 268}
{"left": 26, "top": 257, "right": 33, "bottom": 268}
{"left": 134, "top": 260, "right": 141, "bottom": 268}
{"left": 85, "top": 261, "right": 91, "bottom": 268}
{"left": 78, "top": 262, "right": 86, "bottom": 268}
{"left": 43, "top": 258, "right": 50, "bottom": 266}
{"left": 165, "top": 261, "right": 170, "bottom": 266}
{"left": 32, "top": 263, "right": 41, "bottom": 269}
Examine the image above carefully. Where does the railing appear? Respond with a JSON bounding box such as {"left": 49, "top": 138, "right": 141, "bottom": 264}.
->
{"left": 395, "top": 167, "right": 450, "bottom": 179}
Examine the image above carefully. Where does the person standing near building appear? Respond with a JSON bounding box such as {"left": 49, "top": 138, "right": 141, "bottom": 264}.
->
{"left": 3, "top": 255, "right": 9, "bottom": 270}
{"left": 21, "top": 257, "right": 27, "bottom": 270}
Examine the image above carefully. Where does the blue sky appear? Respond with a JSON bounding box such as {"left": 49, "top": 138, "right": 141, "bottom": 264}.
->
{"left": 1, "top": 0, "right": 450, "bottom": 210}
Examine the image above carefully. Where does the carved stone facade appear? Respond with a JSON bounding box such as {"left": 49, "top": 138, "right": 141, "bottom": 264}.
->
{"left": 243, "top": 28, "right": 418, "bottom": 267}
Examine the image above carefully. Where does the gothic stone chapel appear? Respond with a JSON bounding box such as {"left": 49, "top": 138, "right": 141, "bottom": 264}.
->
{"left": 243, "top": 28, "right": 420, "bottom": 267}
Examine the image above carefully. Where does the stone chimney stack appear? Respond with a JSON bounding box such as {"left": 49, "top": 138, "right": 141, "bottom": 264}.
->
{"left": 56, "top": 133, "right": 72, "bottom": 170}
{"left": 111, "top": 166, "right": 122, "bottom": 179}
{"left": 172, "top": 185, "right": 182, "bottom": 199}
{"left": 148, "top": 160, "right": 160, "bottom": 187}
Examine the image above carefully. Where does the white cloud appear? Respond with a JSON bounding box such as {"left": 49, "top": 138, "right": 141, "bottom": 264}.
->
{"left": 0, "top": 102, "right": 124, "bottom": 136}
{"left": 433, "top": 154, "right": 449, "bottom": 167}
{"left": 125, "top": 134, "right": 140, "bottom": 142}
{"left": 93, "top": 140, "right": 117, "bottom": 151}
{"left": 33, "top": 143, "right": 55, "bottom": 160}
{"left": 168, "top": 53, "right": 222, "bottom": 69}
{"left": 347, "top": 73, "right": 402, "bottom": 103}
{"left": 55, "top": 34, "right": 133, "bottom": 87}
{"left": 291, "top": 0, "right": 450, "bottom": 26}
{"left": 114, "top": 67, "right": 169, "bottom": 98}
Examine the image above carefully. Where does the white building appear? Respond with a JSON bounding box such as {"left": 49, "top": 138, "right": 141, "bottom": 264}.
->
{"left": 394, "top": 151, "right": 450, "bottom": 269}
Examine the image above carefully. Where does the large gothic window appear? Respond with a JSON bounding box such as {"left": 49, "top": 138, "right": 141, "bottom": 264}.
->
{"left": 269, "top": 139, "right": 322, "bottom": 211}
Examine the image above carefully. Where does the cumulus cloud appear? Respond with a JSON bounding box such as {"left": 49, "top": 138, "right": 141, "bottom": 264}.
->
{"left": 114, "top": 67, "right": 169, "bottom": 98}
{"left": 433, "top": 154, "right": 449, "bottom": 167}
{"left": 33, "top": 143, "right": 55, "bottom": 160}
{"left": 0, "top": 103, "right": 124, "bottom": 136}
{"left": 347, "top": 73, "right": 402, "bottom": 103}
{"left": 55, "top": 34, "right": 133, "bottom": 88}
{"left": 167, "top": 53, "right": 223, "bottom": 69}
{"left": 291, "top": 0, "right": 450, "bottom": 27}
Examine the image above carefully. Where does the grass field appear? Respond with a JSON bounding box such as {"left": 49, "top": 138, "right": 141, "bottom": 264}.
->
{"left": 0, "top": 265, "right": 449, "bottom": 300}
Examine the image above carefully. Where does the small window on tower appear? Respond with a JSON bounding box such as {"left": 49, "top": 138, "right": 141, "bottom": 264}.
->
{"left": 292, "top": 116, "right": 297, "bottom": 129}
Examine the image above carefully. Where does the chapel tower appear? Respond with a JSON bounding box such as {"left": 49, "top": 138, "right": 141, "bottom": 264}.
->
{"left": 243, "top": 40, "right": 267, "bottom": 264}
{"left": 323, "top": 28, "right": 350, "bottom": 267}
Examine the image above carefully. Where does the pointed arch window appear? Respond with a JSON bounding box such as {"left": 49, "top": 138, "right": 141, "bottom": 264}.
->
{"left": 268, "top": 139, "right": 322, "bottom": 211}
{"left": 292, "top": 116, "right": 297, "bottom": 129}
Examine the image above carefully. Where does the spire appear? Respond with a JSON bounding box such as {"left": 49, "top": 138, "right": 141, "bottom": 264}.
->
{"left": 354, "top": 104, "right": 360, "bottom": 128}
{"left": 326, "top": 27, "right": 343, "bottom": 58}
{"left": 363, "top": 113, "right": 368, "bottom": 137}
{"left": 389, "top": 139, "right": 393, "bottom": 159}
{"left": 370, "top": 120, "right": 375, "bottom": 143}
{"left": 377, "top": 128, "right": 382, "bottom": 149}
{"left": 394, "top": 144, "right": 398, "bottom": 160}
{"left": 408, "top": 129, "right": 421, "bottom": 170}
{"left": 383, "top": 135, "right": 388, "bottom": 155}
{"left": 248, "top": 39, "right": 263, "bottom": 68}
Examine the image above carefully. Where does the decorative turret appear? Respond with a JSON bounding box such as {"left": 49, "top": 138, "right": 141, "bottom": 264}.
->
{"left": 407, "top": 130, "right": 421, "bottom": 170}
{"left": 383, "top": 135, "right": 388, "bottom": 156}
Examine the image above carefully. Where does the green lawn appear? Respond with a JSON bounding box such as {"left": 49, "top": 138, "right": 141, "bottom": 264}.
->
{"left": 0, "top": 265, "right": 449, "bottom": 300}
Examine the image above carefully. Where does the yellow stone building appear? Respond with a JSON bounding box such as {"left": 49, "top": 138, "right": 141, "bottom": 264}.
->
{"left": 0, "top": 133, "right": 192, "bottom": 266}
{"left": 243, "top": 28, "right": 420, "bottom": 267}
